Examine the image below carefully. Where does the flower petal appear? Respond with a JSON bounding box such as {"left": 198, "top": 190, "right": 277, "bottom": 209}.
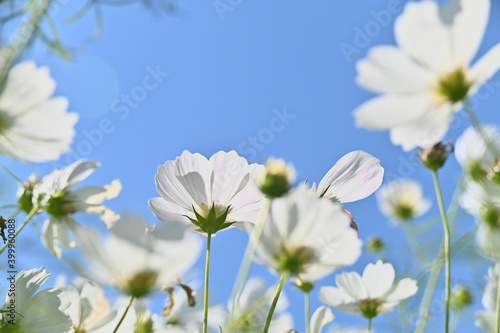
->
{"left": 354, "top": 93, "right": 431, "bottom": 130}
{"left": 362, "top": 260, "right": 395, "bottom": 299}
{"left": 336, "top": 271, "right": 369, "bottom": 300}
{"left": 311, "top": 306, "right": 335, "bottom": 333}
{"left": 470, "top": 43, "right": 500, "bottom": 85}
{"left": 395, "top": 1, "right": 453, "bottom": 72}
{"left": 318, "top": 151, "right": 384, "bottom": 203}
{"left": 384, "top": 278, "right": 418, "bottom": 303}
{"left": 356, "top": 46, "right": 434, "bottom": 94}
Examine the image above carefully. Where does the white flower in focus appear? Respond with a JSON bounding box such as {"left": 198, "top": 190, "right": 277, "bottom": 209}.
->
{"left": 311, "top": 151, "right": 384, "bottom": 203}
{"left": 310, "top": 306, "right": 335, "bottom": 333}
{"left": 455, "top": 125, "right": 500, "bottom": 181}
{"left": 475, "top": 263, "right": 500, "bottom": 332}
{"left": 354, "top": 0, "right": 500, "bottom": 151}
{"left": 21, "top": 159, "right": 121, "bottom": 258}
{"left": 256, "top": 186, "right": 362, "bottom": 284}
{"left": 376, "top": 179, "right": 431, "bottom": 222}
{"left": 149, "top": 150, "right": 265, "bottom": 235}
{"left": 0, "top": 267, "right": 73, "bottom": 333}
{"left": 74, "top": 215, "right": 201, "bottom": 298}
{"left": 0, "top": 61, "right": 78, "bottom": 162}
{"left": 319, "top": 260, "right": 418, "bottom": 319}
{"left": 226, "top": 278, "right": 293, "bottom": 333}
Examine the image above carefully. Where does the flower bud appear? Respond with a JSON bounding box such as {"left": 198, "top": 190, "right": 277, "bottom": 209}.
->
{"left": 259, "top": 158, "right": 296, "bottom": 198}
{"left": 366, "top": 236, "right": 384, "bottom": 253}
{"left": 451, "top": 285, "right": 473, "bottom": 310}
{"left": 419, "top": 142, "right": 453, "bottom": 171}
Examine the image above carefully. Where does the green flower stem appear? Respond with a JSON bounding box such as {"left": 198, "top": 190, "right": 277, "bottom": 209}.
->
{"left": 414, "top": 254, "right": 444, "bottom": 333}
{"left": 464, "top": 101, "right": 500, "bottom": 157}
{"left": 496, "top": 270, "right": 500, "bottom": 333}
{"left": 228, "top": 199, "right": 271, "bottom": 314}
{"left": 113, "top": 295, "right": 134, "bottom": 333}
{"left": 368, "top": 318, "right": 372, "bottom": 333}
{"left": 432, "top": 171, "right": 451, "bottom": 333}
{"left": 203, "top": 231, "right": 213, "bottom": 333}
{"left": 263, "top": 272, "right": 288, "bottom": 333}
{"left": 0, "top": 206, "right": 36, "bottom": 255}
{"left": 305, "top": 291, "right": 311, "bottom": 333}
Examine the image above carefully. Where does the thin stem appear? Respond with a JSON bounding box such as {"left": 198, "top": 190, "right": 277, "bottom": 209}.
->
{"left": 432, "top": 171, "right": 451, "bottom": 333}
{"left": 0, "top": 207, "right": 36, "bottom": 255}
{"left": 203, "top": 232, "right": 212, "bottom": 333}
{"left": 368, "top": 318, "right": 372, "bottom": 333}
{"left": 112, "top": 295, "right": 134, "bottom": 333}
{"left": 496, "top": 270, "right": 500, "bottom": 333}
{"left": 464, "top": 101, "right": 500, "bottom": 157}
{"left": 228, "top": 200, "right": 271, "bottom": 314}
{"left": 263, "top": 272, "right": 288, "bottom": 333}
{"left": 305, "top": 291, "right": 311, "bottom": 333}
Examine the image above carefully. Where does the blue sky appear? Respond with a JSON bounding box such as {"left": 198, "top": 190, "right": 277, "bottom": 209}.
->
{"left": 3, "top": 0, "right": 500, "bottom": 331}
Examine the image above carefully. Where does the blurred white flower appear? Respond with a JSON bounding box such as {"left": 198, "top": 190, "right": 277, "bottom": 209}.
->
{"left": 226, "top": 278, "right": 293, "bottom": 333}
{"left": 74, "top": 214, "right": 201, "bottom": 298}
{"left": 376, "top": 179, "right": 431, "bottom": 222}
{"left": 0, "top": 267, "right": 73, "bottom": 332}
{"left": 455, "top": 125, "right": 500, "bottom": 181}
{"left": 0, "top": 61, "right": 78, "bottom": 162}
{"left": 259, "top": 157, "right": 296, "bottom": 198}
{"left": 149, "top": 150, "right": 265, "bottom": 235}
{"left": 475, "top": 263, "right": 500, "bottom": 332}
{"left": 311, "top": 306, "right": 335, "bottom": 333}
{"left": 354, "top": 0, "right": 500, "bottom": 151}
{"left": 460, "top": 180, "right": 500, "bottom": 260}
{"left": 319, "top": 260, "right": 418, "bottom": 319}
{"left": 19, "top": 159, "right": 121, "bottom": 258}
{"left": 255, "top": 186, "right": 362, "bottom": 284}
{"left": 62, "top": 278, "right": 136, "bottom": 333}
{"left": 311, "top": 151, "right": 384, "bottom": 203}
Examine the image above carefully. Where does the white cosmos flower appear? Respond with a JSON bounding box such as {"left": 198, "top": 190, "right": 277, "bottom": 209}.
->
{"left": 460, "top": 180, "right": 500, "bottom": 260}
{"left": 455, "top": 125, "right": 500, "bottom": 181}
{"left": 149, "top": 150, "right": 265, "bottom": 235}
{"left": 354, "top": 0, "right": 500, "bottom": 151}
{"left": 226, "top": 278, "right": 293, "bottom": 333}
{"left": 255, "top": 186, "right": 362, "bottom": 284}
{"left": 20, "top": 159, "right": 121, "bottom": 258}
{"left": 319, "top": 260, "right": 418, "bottom": 319}
{"left": 0, "top": 267, "right": 73, "bottom": 333}
{"left": 0, "top": 61, "right": 78, "bottom": 162}
{"left": 74, "top": 214, "right": 201, "bottom": 298}
{"left": 475, "top": 263, "right": 500, "bottom": 333}
{"left": 376, "top": 179, "right": 431, "bottom": 222}
{"left": 61, "top": 278, "right": 136, "bottom": 333}
{"left": 311, "top": 151, "right": 384, "bottom": 203}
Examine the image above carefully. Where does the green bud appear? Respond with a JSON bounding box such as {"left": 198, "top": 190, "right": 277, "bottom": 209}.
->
{"left": 185, "top": 203, "right": 233, "bottom": 234}
{"left": 451, "top": 285, "right": 473, "bottom": 310}
{"left": 18, "top": 183, "right": 35, "bottom": 214}
{"left": 366, "top": 236, "right": 385, "bottom": 252}
{"left": 419, "top": 142, "right": 453, "bottom": 171}
{"left": 293, "top": 278, "right": 315, "bottom": 293}
{"left": 259, "top": 158, "right": 295, "bottom": 198}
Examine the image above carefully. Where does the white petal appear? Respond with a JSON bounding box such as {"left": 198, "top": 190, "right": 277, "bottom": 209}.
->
{"left": 354, "top": 93, "right": 431, "bottom": 130}
{"left": 384, "top": 278, "right": 418, "bottom": 303}
{"left": 356, "top": 46, "right": 434, "bottom": 94}
{"left": 389, "top": 105, "right": 454, "bottom": 151}
{"left": 318, "top": 286, "right": 355, "bottom": 308}
{"left": 311, "top": 306, "right": 335, "bottom": 333}
{"left": 362, "top": 260, "right": 395, "bottom": 299}
{"left": 448, "top": 0, "right": 490, "bottom": 66}
{"left": 318, "top": 151, "right": 384, "bottom": 203}
{"left": 395, "top": 1, "right": 453, "bottom": 72}
{"left": 0, "top": 62, "right": 56, "bottom": 114}
{"left": 470, "top": 43, "right": 500, "bottom": 85}
{"left": 336, "top": 272, "right": 369, "bottom": 300}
